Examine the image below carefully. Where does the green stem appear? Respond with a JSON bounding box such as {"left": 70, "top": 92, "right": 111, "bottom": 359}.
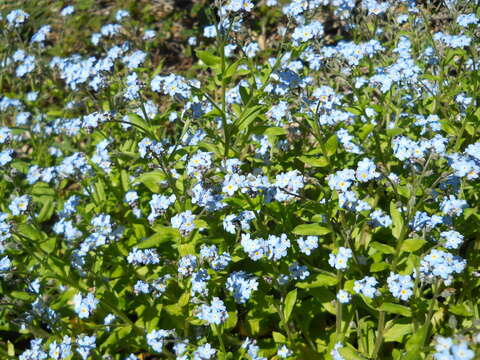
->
{"left": 421, "top": 281, "right": 442, "bottom": 349}
{"left": 213, "top": 324, "right": 227, "bottom": 358}
{"left": 372, "top": 311, "right": 386, "bottom": 359}
{"left": 335, "top": 270, "right": 343, "bottom": 342}
{"left": 275, "top": 300, "right": 295, "bottom": 348}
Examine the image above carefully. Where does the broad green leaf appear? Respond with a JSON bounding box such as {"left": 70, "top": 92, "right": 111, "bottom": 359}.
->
{"left": 224, "top": 310, "right": 238, "bottom": 330}
{"left": 325, "top": 134, "right": 338, "bottom": 156}
{"left": 7, "top": 341, "right": 14, "bottom": 357}
{"left": 370, "top": 242, "right": 395, "bottom": 254}
{"left": 239, "top": 86, "right": 250, "bottom": 104}
{"left": 292, "top": 223, "right": 331, "bottom": 236}
{"left": 31, "top": 182, "right": 55, "bottom": 197}
{"left": 379, "top": 303, "right": 412, "bottom": 317}
{"left": 136, "top": 170, "right": 165, "bottom": 193}
{"left": 272, "top": 331, "right": 287, "bottom": 343}
{"left": 296, "top": 274, "right": 338, "bottom": 289}
{"left": 383, "top": 322, "right": 413, "bottom": 342}
{"left": 120, "top": 169, "right": 130, "bottom": 192}
{"left": 386, "top": 128, "right": 403, "bottom": 137}
{"left": 93, "top": 181, "right": 106, "bottom": 203}
{"left": 338, "top": 346, "right": 368, "bottom": 360}
{"left": 297, "top": 156, "right": 329, "bottom": 168}
{"left": 404, "top": 326, "right": 427, "bottom": 358}
{"left": 36, "top": 197, "right": 55, "bottom": 223}
{"left": 370, "top": 262, "right": 389, "bottom": 272}
{"left": 236, "top": 105, "right": 265, "bottom": 131}
{"left": 449, "top": 303, "right": 473, "bottom": 317}
{"left": 195, "top": 50, "right": 221, "bottom": 67}
{"left": 40, "top": 237, "right": 56, "bottom": 254}
{"left": 100, "top": 326, "right": 132, "bottom": 349}
{"left": 128, "top": 113, "right": 153, "bottom": 135}
{"left": 17, "top": 224, "right": 43, "bottom": 241}
{"left": 224, "top": 58, "right": 245, "bottom": 80}
{"left": 390, "top": 201, "right": 404, "bottom": 240}
{"left": 136, "top": 227, "right": 179, "bottom": 248}
{"left": 178, "top": 242, "right": 196, "bottom": 257}
{"left": 264, "top": 126, "right": 287, "bottom": 136}
{"left": 359, "top": 124, "right": 375, "bottom": 140}
{"left": 283, "top": 289, "right": 297, "bottom": 322}
{"left": 11, "top": 291, "right": 34, "bottom": 301}
{"left": 401, "top": 238, "right": 427, "bottom": 253}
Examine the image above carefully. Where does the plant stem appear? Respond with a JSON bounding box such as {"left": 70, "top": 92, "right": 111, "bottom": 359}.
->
{"left": 421, "top": 281, "right": 442, "bottom": 349}
{"left": 218, "top": 26, "right": 229, "bottom": 159}
{"left": 372, "top": 310, "right": 385, "bottom": 359}
{"left": 213, "top": 324, "right": 227, "bottom": 357}
{"left": 335, "top": 270, "right": 343, "bottom": 341}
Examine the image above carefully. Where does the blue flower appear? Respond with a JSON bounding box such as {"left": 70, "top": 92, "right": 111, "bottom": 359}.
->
{"left": 328, "top": 247, "right": 352, "bottom": 270}
{"left": 387, "top": 272, "right": 414, "bottom": 301}
{"left": 197, "top": 297, "right": 229, "bottom": 325}
{"left": 226, "top": 271, "right": 258, "bottom": 303}
{"left": 9, "top": 195, "right": 30, "bottom": 216}
{"left": 296, "top": 236, "right": 318, "bottom": 255}
{"left": 337, "top": 290, "right": 351, "bottom": 304}
{"left": 73, "top": 293, "right": 98, "bottom": 319}
{"left": 171, "top": 210, "right": 196, "bottom": 236}
{"left": 147, "top": 329, "right": 175, "bottom": 353}
{"left": 354, "top": 276, "right": 378, "bottom": 298}
{"left": 225, "top": 0, "right": 254, "bottom": 12}
{"left": 6, "top": 9, "right": 29, "bottom": 27}
{"left": 76, "top": 335, "right": 96, "bottom": 360}
{"left": 194, "top": 343, "right": 216, "bottom": 360}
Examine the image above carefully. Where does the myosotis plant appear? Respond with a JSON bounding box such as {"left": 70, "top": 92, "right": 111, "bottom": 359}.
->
{"left": 0, "top": 0, "right": 479, "bottom": 359}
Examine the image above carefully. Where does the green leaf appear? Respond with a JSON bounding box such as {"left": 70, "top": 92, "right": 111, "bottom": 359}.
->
{"left": 40, "top": 237, "right": 56, "bottom": 254}
{"left": 195, "top": 50, "right": 221, "bottom": 67}
{"left": 17, "top": 224, "right": 43, "bottom": 241}
{"left": 224, "top": 58, "right": 245, "bottom": 80}
{"left": 449, "top": 303, "right": 473, "bottom": 317}
{"left": 283, "top": 289, "right": 297, "bottom": 322}
{"left": 325, "top": 134, "right": 338, "bottom": 156}
{"left": 224, "top": 310, "right": 238, "bottom": 330}
{"left": 239, "top": 86, "right": 250, "bottom": 104}
{"left": 236, "top": 105, "right": 264, "bottom": 131}
{"left": 272, "top": 331, "right": 287, "bottom": 343}
{"left": 31, "top": 182, "right": 55, "bottom": 197}
{"left": 136, "top": 227, "right": 179, "bottom": 248}
{"left": 7, "top": 341, "right": 14, "bottom": 357}
{"left": 297, "top": 156, "right": 329, "bottom": 168}
{"left": 383, "top": 322, "right": 413, "bottom": 342}
{"left": 136, "top": 170, "right": 165, "bottom": 193}
{"left": 93, "top": 181, "right": 106, "bottom": 203}
{"left": 178, "top": 242, "right": 196, "bottom": 257}
{"left": 296, "top": 273, "right": 338, "bottom": 289}
{"left": 370, "top": 262, "right": 389, "bottom": 272}
{"left": 264, "top": 126, "right": 287, "bottom": 136}
{"left": 292, "top": 223, "right": 331, "bottom": 236}
{"left": 36, "top": 197, "right": 55, "bottom": 223}
{"left": 338, "top": 346, "right": 368, "bottom": 360}
{"left": 359, "top": 124, "right": 375, "bottom": 140}
{"left": 401, "top": 238, "right": 427, "bottom": 253}
{"left": 120, "top": 169, "right": 130, "bottom": 192}
{"left": 386, "top": 128, "right": 404, "bottom": 137}
{"left": 370, "top": 242, "right": 395, "bottom": 254}
{"left": 100, "top": 326, "right": 133, "bottom": 350}
{"left": 379, "top": 303, "right": 412, "bottom": 317}
{"left": 390, "top": 201, "right": 404, "bottom": 240}
{"left": 11, "top": 291, "right": 34, "bottom": 301}
{"left": 404, "top": 326, "right": 427, "bottom": 357}
{"left": 128, "top": 113, "right": 153, "bottom": 135}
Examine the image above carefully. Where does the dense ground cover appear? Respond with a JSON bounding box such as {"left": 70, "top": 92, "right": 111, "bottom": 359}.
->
{"left": 0, "top": 0, "right": 479, "bottom": 359}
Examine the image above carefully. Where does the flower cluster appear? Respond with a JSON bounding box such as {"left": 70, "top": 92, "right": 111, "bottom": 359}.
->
{"left": 2, "top": 0, "right": 480, "bottom": 359}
